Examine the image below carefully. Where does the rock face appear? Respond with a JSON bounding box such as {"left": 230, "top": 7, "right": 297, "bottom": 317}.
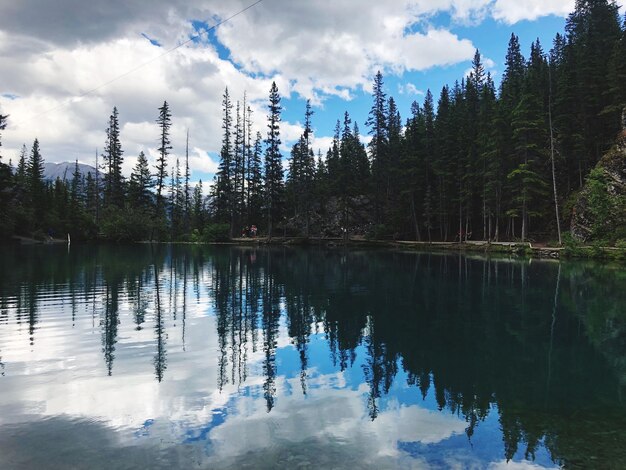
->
{"left": 571, "top": 110, "right": 626, "bottom": 242}
{"left": 284, "top": 195, "right": 374, "bottom": 237}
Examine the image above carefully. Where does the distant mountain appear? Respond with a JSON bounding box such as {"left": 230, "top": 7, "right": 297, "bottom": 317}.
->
{"left": 43, "top": 162, "right": 96, "bottom": 182}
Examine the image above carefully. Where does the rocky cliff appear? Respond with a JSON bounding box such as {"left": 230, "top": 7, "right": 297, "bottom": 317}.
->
{"left": 570, "top": 109, "right": 626, "bottom": 242}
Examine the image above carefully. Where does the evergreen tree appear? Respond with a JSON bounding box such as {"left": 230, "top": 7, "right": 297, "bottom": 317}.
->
{"left": 247, "top": 132, "right": 264, "bottom": 228}
{"left": 192, "top": 180, "right": 205, "bottom": 231}
{"left": 366, "top": 71, "right": 388, "bottom": 224}
{"left": 215, "top": 88, "right": 233, "bottom": 224}
{"left": 27, "top": 139, "right": 46, "bottom": 228}
{"left": 508, "top": 41, "right": 550, "bottom": 240}
{"left": 155, "top": 101, "right": 172, "bottom": 211}
{"left": 184, "top": 129, "right": 191, "bottom": 226}
{"left": 128, "top": 151, "right": 153, "bottom": 210}
{"left": 264, "top": 81, "right": 284, "bottom": 238}
{"left": 566, "top": 0, "right": 622, "bottom": 165}
{"left": 102, "top": 107, "right": 124, "bottom": 207}
{"left": 16, "top": 144, "right": 27, "bottom": 187}
{"left": 0, "top": 114, "right": 12, "bottom": 237}
{"left": 286, "top": 100, "right": 316, "bottom": 236}
{"left": 0, "top": 113, "right": 7, "bottom": 160}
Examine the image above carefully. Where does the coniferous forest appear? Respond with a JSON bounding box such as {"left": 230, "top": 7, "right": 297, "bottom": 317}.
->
{"left": 0, "top": 0, "right": 625, "bottom": 244}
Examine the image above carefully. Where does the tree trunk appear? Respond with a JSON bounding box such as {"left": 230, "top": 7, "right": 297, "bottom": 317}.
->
{"left": 411, "top": 193, "right": 421, "bottom": 241}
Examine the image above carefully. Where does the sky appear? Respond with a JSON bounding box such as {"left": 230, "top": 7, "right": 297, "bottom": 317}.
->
{"left": 0, "top": 0, "right": 624, "bottom": 188}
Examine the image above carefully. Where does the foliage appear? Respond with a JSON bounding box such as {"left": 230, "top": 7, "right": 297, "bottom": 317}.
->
{"left": 99, "top": 205, "right": 153, "bottom": 242}
{"left": 1, "top": 1, "right": 625, "bottom": 246}
{"left": 202, "top": 223, "right": 230, "bottom": 242}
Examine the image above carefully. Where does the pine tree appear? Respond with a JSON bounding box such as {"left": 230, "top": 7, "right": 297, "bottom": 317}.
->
{"left": 386, "top": 96, "right": 402, "bottom": 230}
{"left": 155, "top": 101, "right": 172, "bottom": 212}
{"left": 102, "top": 107, "right": 124, "bottom": 207}
{"left": 286, "top": 100, "right": 316, "bottom": 236}
{"left": 192, "top": 180, "right": 205, "bottom": 231}
{"left": 27, "top": 138, "right": 46, "bottom": 227}
{"left": 508, "top": 41, "right": 550, "bottom": 241}
{"left": 16, "top": 144, "right": 27, "bottom": 187}
{"left": 0, "top": 113, "right": 7, "bottom": 161}
{"left": 0, "top": 114, "right": 12, "bottom": 236}
{"left": 244, "top": 102, "right": 254, "bottom": 224}
{"left": 215, "top": 88, "right": 233, "bottom": 224}
{"left": 566, "top": 0, "right": 622, "bottom": 165}
{"left": 264, "top": 81, "right": 284, "bottom": 238}
{"left": 366, "top": 71, "right": 388, "bottom": 224}
{"left": 433, "top": 86, "right": 454, "bottom": 240}
{"left": 247, "top": 132, "right": 264, "bottom": 228}
{"left": 128, "top": 151, "right": 153, "bottom": 210}
{"left": 232, "top": 100, "right": 244, "bottom": 236}
{"left": 184, "top": 129, "right": 191, "bottom": 227}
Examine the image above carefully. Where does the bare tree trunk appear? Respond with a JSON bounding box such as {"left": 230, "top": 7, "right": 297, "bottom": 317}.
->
{"left": 411, "top": 193, "right": 421, "bottom": 241}
{"left": 521, "top": 194, "right": 527, "bottom": 242}
{"left": 548, "top": 67, "right": 562, "bottom": 245}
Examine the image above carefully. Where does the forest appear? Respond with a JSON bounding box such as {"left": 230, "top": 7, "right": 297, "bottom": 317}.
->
{"left": 0, "top": 0, "right": 625, "bottom": 244}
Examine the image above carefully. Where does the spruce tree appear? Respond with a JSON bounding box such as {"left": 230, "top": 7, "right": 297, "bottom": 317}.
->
{"left": 0, "top": 113, "right": 7, "bottom": 160}
{"left": 366, "top": 71, "right": 388, "bottom": 225}
{"left": 184, "top": 129, "right": 191, "bottom": 226}
{"left": 264, "top": 81, "right": 284, "bottom": 238}
{"left": 155, "top": 101, "right": 172, "bottom": 212}
{"left": 192, "top": 180, "right": 205, "bottom": 231}
{"left": 247, "top": 132, "right": 264, "bottom": 228}
{"left": 128, "top": 151, "right": 153, "bottom": 210}
{"left": 27, "top": 138, "right": 46, "bottom": 227}
{"left": 215, "top": 88, "right": 233, "bottom": 224}
{"left": 102, "top": 107, "right": 124, "bottom": 207}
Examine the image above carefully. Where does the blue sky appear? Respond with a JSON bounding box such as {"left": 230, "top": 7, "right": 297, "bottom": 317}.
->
{"left": 276, "top": 13, "right": 569, "bottom": 141}
{"left": 0, "top": 1, "right": 622, "bottom": 187}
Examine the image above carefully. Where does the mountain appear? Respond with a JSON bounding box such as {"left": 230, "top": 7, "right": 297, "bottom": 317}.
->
{"left": 43, "top": 162, "right": 96, "bottom": 182}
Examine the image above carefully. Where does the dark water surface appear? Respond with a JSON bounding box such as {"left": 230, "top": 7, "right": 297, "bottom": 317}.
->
{"left": 0, "top": 244, "right": 625, "bottom": 469}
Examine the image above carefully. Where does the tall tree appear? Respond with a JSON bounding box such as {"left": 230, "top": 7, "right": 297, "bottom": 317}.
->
{"left": 27, "top": 138, "right": 46, "bottom": 227}
{"left": 247, "top": 132, "right": 264, "bottom": 228}
{"left": 128, "top": 150, "right": 153, "bottom": 210}
{"left": 264, "top": 81, "right": 284, "bottom": 238}
{"left": 102, "top": 107, "right": 124, "bottom": 207}
{"left": 366, "top": 71, "right": 388, "bottom": 225}
{"left": 184, "top": 129, "right": 191, "bottom": 227}
{"left": 0, "top": 113, "right": 7, "bottom": 161}
{"left": 155, "top": 101, "right": 172, "bottom": 212}
{"left": 215, "top": 88, "right": 233, "bottom": 224}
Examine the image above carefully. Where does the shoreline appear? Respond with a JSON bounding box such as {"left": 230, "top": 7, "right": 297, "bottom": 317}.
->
{"left": 145, "top": 236, "right": 626, "bottom": 261}
{"left": 10, "top": 235, "right": 626, "bottom": 261}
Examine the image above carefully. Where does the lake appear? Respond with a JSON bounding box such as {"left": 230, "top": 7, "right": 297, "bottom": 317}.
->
{"left": 0, "top": 244, "right": 625, "bottom": 469}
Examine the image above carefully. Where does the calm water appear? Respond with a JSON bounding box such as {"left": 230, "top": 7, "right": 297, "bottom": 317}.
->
{"left": 0, "top": 245, "right": 625, "bottom": 469}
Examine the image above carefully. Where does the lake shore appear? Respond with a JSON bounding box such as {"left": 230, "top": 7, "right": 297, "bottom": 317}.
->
{"left": 11, "top": 234, "right": 625, "bottom": 260}
{"left": 168, "top": 236, "right": 626, "bottom": 261}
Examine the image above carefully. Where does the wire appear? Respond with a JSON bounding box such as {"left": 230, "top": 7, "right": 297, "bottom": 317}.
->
{"left": 13, "top": 0, "right": 264, "bottom": 126}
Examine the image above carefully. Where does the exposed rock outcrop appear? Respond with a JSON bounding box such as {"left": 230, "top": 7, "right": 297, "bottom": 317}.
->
{"left": 571, "top": 109, "right": 626, "bottom": 242}
{"left": 284, "top": 195, "right": 374, "bottom": 237}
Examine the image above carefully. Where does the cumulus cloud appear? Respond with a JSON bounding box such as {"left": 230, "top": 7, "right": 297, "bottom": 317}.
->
{"left": 0, "top": 0, "right": 597, "bottom": 175}
{"left": 216, "top": 1, "right": 479, "bottom": 102}
{"left": 399, "top": 83, "right": 425, "bottom": 96}
{"left": 492, "top": 0, "right": 574, "bottom": 24}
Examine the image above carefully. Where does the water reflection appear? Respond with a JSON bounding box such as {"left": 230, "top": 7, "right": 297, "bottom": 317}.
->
{"left": 0, "top": 245, "right": 625, "bottom": 468}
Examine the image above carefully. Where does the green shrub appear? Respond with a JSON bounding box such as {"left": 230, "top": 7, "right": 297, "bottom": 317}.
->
{"left": 190, "top": 229, "right": 202, "bottom": 243}
{"left": 203, "top": 223, "right": 230, "bottom": 242}
{"left": 365, "top": 224, "right": 389, "bottom": 240}
{"left": 615, "top": 239, "right": 626, "bottom": 249}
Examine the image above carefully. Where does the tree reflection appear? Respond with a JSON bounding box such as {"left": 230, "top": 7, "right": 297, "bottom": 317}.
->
{"left": 0, "top": 244, "right": 625, "bottom": 467}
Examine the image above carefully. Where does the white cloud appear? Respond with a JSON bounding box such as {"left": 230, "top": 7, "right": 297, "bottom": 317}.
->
{"left": 0, "top": 0, "right": 603, "bottom": 175}
{"left": 216, "top": 2, "right": 478, "bottom": 103}
{"left": 492, "top": 0, "right": 574, "bottom": 23}
{"left": 399, "top": 83, "right": 425, "bottom": 96}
